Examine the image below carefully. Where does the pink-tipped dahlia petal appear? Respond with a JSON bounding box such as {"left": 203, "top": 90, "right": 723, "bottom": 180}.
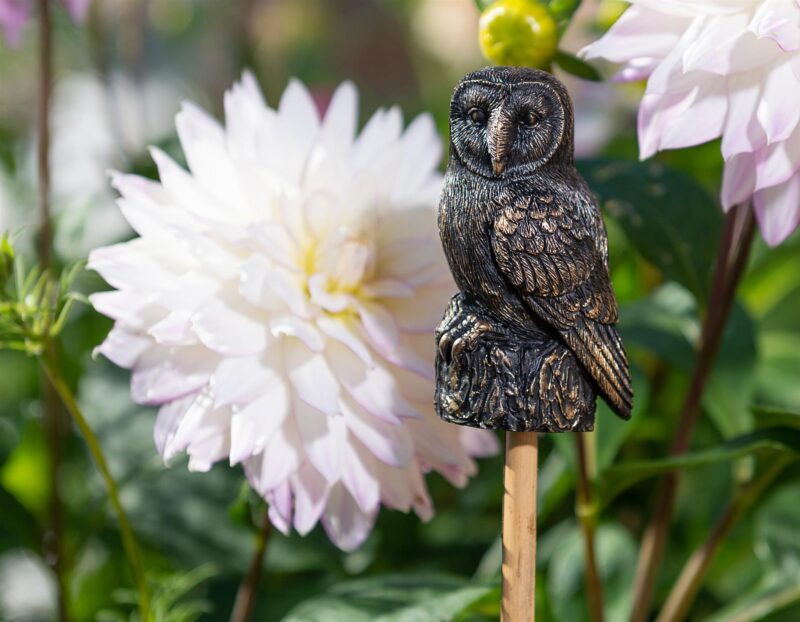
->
{"left": 61, "top": 0, "right": 90, "bottom": 22}
{"left": 91, "top": 74, "right": 497, "bottom": 551}
{"left": 586, "top": 0, "right": 800, "bottom": 245}
{"left": 0, "top": 0, "right": 29, "bottom": 47}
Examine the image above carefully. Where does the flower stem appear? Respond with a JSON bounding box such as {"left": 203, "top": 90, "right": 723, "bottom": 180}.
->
{"left": 575, "top": 433, "right": 604, "bottom": 622}
{"left": 230, "top": 509, "right": 273, "bottom": 622}
{"left": 655, "top": 457, "right": 791, "bottom": 622}
{"left": 36, "top": 2, "right": 67, "bottom": 619}
{"left": 37, "top": 0, "right": 53, "bottom": 265}
{"left": 629, "top": 204, "right": 757, "bottom": 622}
{"left": 40, "top": 356, "right": 152, "bottom": 621}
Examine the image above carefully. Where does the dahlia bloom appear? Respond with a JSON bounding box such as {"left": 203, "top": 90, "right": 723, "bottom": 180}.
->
{"left": 89, "top": 73, "right": 498, "bottom": 551}
{"left": 581, "top": 0, "right": 800, "bottom": 246}
{"left": 0, "top": 0, "right": 89, "bottom": 46}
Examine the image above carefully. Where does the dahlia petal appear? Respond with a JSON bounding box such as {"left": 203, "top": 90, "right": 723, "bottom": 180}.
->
{"left": 230, "top": 388, "right": 289, "bottom": 465}
{"left": 459, "top": 427, "right": 501, "bottom": 458}
{"left": 131, "top": 347, "right": 216, "bottom": 405}
{"left": 187, "top": 428, "right": 230, "bottom": 472}
{"left": 292, "top": 462, "right": 330, "bottom": 536}
{"left": 95, "top": 325, "right": 151, "bottom": 369}
{"left": 241, "top": 255, "right": 310, "bottom": 317}
{"left": 192, "top": 299, "right": 268, "bottom": 356}
{"left": 682, "top": 14, "right": 751, "bottom": 74}
{"left": 376, "top": 462, "right": 413, "bottom": 512}
{"left": 316, "top": 317, "right": 374, "bottom": 368}
{"left": 721, "top": 74, "right": 765, "bottom": 159}
{"left": 751, "top": 0, "right": 800, "bottom": 51}
{"left": 149, "top": 147, "right": 221, "bottom": 219}
{"left": 754, "top": 174, "right": 800, "bottom": 245}
{"left": 388, "top": 284, "right": 454, "bottom": 333}
{"left": 0, "top": 0, "right": 30, "bottom": 46}
{"left": 154, "top": 394, "right": 197, "bottom": 460}
{"left": 361, "top": 278, "right": 414, "bottom": 300}
{"left": 213, "top": 353, "right": 282, "bottom": 408}
{"left": 90, "top": 290, "right": 157, "bottom": 329}
{"left": 757, "top": 61, "right": 800, "bottom": 144}
{"left": 353, "top": 106, "right": 403, "bottom": 171}
{"left": 111, "top": 172, "right": 188, "bottom": 239}
{"left": 393, "top": 113, "right": 442, "bottom": 200}
{"left": 148, "top": 310, "right": 196, "bottom": 345}
{"left": 755, "top": 132, "right": 800, "bottom": 188}
{"left": 171, "top": 395, "right": 229, "bottom": 463}
{"left": 356, "top": 301, "right": 399, "bottom": 356}
{"left": 294, "top": 398, "right": 344, "bottom": 481}
{"left": 271, "top": 317, "right": 325, "bottom": 353}
{"left": 62, "top": 0, "right": 91, "bottom": 22}
{"left": 177, "top": 103, "right": 251, "bottom": 213}
{"left": 321, "top": 484, "right": 377, "bottom": 552}
{"left": 277, "top": 79, "right": 321, "bottom": 183}
{"left": 308, "top": 274, "right": 351, "bottom": 313}
{"left": 341, "top": 442, "right": 381, "bottom": 514}
{"left": 320, "top": 81, "right": 358, "bottom": 151}
{"left": 722, "top": 152, "right": 758, "bottom": 209}
{"left": 408, "top": 466, "right": 434, "bottom": 521}
{"left": 658, "top": 85, "right": 727, "bottom": 151}
{"left": 581, "top": 5, "right": 687, "bottom": 63}
{"left": 341, "top": 395, "right": 414, "bottom": 468}
{"left": 89, "top": 239, "right": 187, "bottom": 292}
{"left": 246, "top": 419, "right": 302, "bottom": 492}
{"left": 328, "top": 343, "right": 420, "bottom": 423}
{"left": 246, "top": 223, "right": 298, "bottom": 271}
{"left": 285, "top": 341, "right": 340, "bottom": 416}
{"left": 266, "top": 480, "right": 293, "bottom": 535}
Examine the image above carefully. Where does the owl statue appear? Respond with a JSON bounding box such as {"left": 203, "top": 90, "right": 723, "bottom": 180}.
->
{"left": 435, "top": 67, "right": 632, "bottom": 433}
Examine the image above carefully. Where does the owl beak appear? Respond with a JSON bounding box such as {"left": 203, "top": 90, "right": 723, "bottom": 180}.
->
{"left": 492, "top": 158, "right": 506, "bottom": 176}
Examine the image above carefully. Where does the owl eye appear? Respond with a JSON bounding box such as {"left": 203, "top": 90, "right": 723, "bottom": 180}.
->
{"left": 520, "top": 110, "right": 541, "bottom": 127}
{"left": 467, "top": 107, "right": 487, "bottom": 125}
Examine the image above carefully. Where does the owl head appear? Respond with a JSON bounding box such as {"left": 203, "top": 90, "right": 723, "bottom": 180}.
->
{"left": 448, "top": 66, "right": 574, "bottom": 180}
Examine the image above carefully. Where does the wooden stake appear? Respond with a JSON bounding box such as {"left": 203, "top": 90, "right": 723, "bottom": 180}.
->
{"left": 502, "top": 431, "right": 539, "bottom": 622}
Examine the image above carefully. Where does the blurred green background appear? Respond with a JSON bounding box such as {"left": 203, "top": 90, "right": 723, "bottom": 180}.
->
{"left": 1, "top": 1, "right": 799, "bottom": 621}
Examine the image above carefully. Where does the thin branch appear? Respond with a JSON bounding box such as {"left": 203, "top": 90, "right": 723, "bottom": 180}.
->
{"left": 655, "top": 457, "right": 791, "bottom": 622}
{"left": 37, "top": 0, "right": 53, "bottom": 266}
{"left": 575, "top": 433, "right": 604, "bottom": 622}
{"left": 230, "top": 509, "right": 273, "bottom": 622}
{"left": 629, "top": 204, "right": 757, "bottom": 622}
{"left": 41, "top": 357, "right": 152, "bottom": 621}
{"left": 36, "top": 2, "right": 67, "bottom": 619}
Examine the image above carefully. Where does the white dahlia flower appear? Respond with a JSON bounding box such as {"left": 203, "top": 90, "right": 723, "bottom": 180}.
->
{"left": 89, "top": 73, "right": 498, "bottom": 551}
{"left": 581, "top": 0, "right": 800, "bottom": 245}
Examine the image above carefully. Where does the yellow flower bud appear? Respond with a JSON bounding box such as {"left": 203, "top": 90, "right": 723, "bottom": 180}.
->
{"left": 478, "top": 0, "right": 558, "bottom": 69}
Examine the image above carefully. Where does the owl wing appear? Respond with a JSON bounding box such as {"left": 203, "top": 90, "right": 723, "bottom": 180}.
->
{"left": 491, "top": 190, "right": 633, "bottom": 419}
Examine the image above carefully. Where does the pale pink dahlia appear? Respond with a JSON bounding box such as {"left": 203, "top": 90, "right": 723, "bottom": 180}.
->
{"left": 1, "top": 0, "right": 89, "bottom": 46}
{"left": 581, "top": 0, "right": 800, "bottom": 245}
{"left": 89, "top": 74, "right": 498, "bottom": 551}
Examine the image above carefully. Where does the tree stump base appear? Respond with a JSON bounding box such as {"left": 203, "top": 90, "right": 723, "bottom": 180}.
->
{"left": 435, "top": 294, "right": 597, "bottom": 433}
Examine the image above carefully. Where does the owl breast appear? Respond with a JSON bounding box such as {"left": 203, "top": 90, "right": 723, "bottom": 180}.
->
{"left": 438, "top": 162, "right": 529, "bottom": 327}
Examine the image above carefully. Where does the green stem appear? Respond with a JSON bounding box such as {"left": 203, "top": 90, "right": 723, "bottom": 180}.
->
{"left": 655, "top": 458, "right": 791, "bottom": 622}
{"left": 40, "top": 356, "right": 152, "bottom": 621}
{"left": 230, "top": 509, "right": 272, "bottom": 622}
{"left": 575, "top": 433, "right": 605, "bottom": 622}
{"left": 723, "top": 583, "right": 800, "bottom": 622}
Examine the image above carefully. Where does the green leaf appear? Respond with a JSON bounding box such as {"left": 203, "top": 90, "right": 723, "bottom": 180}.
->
{"left": 753, "top": 406, "right": 800, "bottom": 430}
{"left": 553, "top": 50, "right": 602, "bottom": 81}
{"left": 473, "top": 0, "right": 493, "bottom": 11}
{"left": 598, "top": 428, "right": 800, "bottom": 505}
{"left": 578, "top": 159, "right": 723, "bottom": 302}
{"left": 283, "top": 575, "right": 494, "bottom": 622}
{"left": 0, "top": 483, "right": 40, "bottom": 550}
{"left": 704, "top": 303, "right": 758, "bottom": 438}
